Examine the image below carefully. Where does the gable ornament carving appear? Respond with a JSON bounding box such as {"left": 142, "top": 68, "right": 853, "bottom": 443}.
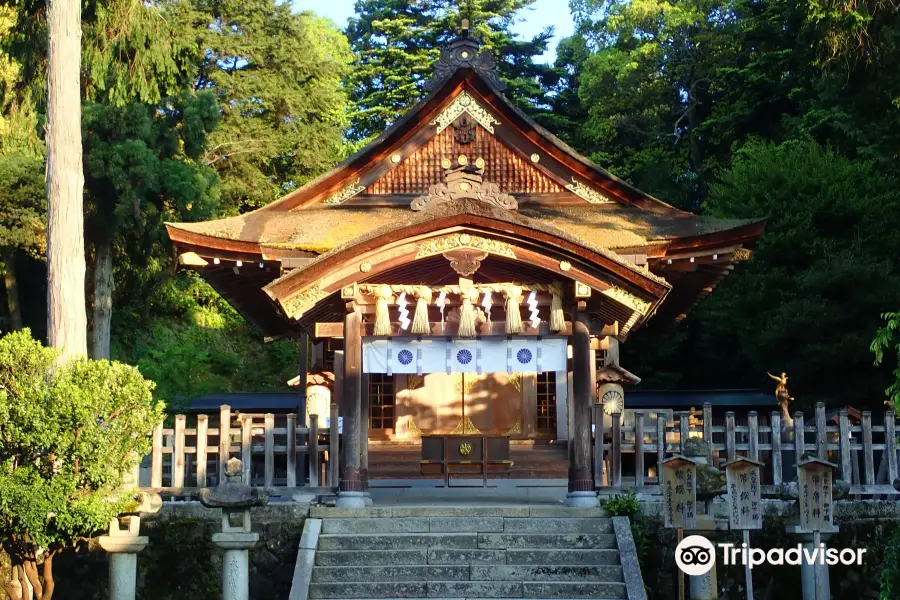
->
{"left": 410, "top": 163, "right": 516, "bottom": 212}
{"left": 282, "top": 284, "right": 330, "bottom": 318}
{"left": 431, "top": 91, "right": 500, "bottom": 135}
{"left": 601, "top": 286, "right": 652, "bottom": 315}
{"left": 323, "top": 178, "right": 365, "bottom": 206}
{"left": 415, "top": 234, "right": 516, "bottom": 260}
{"left": 426, "top": 29, "right": 506, "bottom": 92}
{"left": 566, "top": 177, "right": 616, "bottom": 205}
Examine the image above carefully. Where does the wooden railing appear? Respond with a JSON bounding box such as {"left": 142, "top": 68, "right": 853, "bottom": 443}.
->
{"left": 593, "top": 402, "right": 900, "bottom": 497}
{"left": 142, "top": 403, "right": 340, "bottom": 497}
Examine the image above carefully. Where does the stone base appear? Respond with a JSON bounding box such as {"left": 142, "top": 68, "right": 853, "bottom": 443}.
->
{"left": 363, "top": 492, "right": 374, "bottom": 507}
{"left": 336, "top": 491, "right": 367, "bottom": 508}
{"left": 565, "top": 491, "right": 600, "bottom": 508}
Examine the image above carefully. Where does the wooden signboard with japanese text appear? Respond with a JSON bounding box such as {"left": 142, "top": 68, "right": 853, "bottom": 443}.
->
{"left": 662, "top": 456, "right": 698, "bottom": 529}
{"left": 724, "top": 459, "right": 763, "bottom": 530}
{"left": 798, "top": 459, "right": 835, "bottom": 532}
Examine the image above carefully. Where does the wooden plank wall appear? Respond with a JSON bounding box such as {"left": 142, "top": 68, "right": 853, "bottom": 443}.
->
{"left": 144, "top": 403, "right": 340, "bottom": 497}
{"left": 592, "top": 402, "right": 900, "bottom": 497}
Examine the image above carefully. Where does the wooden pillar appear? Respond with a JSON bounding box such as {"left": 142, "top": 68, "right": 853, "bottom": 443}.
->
{"left": 522, "top": 373, "right": 537, "bottom": 438}
{"left": 360, "top": 372, "right": 370, "bottom": 492}
{"left": 337, "top": 303, "right": 365, "bottom": 506}
{"left": 297, "top": 331, "right": 309, "bottom": 415}
{"left": 568, "top": 304, "right": 597, "bottom": 505}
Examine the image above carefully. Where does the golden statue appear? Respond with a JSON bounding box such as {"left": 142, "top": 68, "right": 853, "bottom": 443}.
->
{"left": 768, "top": 371, "right": 794, "bottom": 423}
{"left": 688, "top": 406, "right": 702, "bottom": 428}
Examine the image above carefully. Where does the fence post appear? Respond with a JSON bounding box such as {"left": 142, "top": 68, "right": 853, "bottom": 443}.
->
{"left": 242, "top": 416, "right": 252, "bottom": 484}
{"left": 264, "top": 413, "right": 275, "bottom": 488}
{"left": 197, "top": 415, "right": 209, "bottom": 488}
{"left": 657, "top": 413, "right": 666, "bottom": 480}
{"left": 886, "top": 410, "right": 898, "bottom": 485}
{"left": 748, "top": 411, "right": 759, "bottom": 461}
{"left": 679, "top": 412, "right": 689, "bottom": 454}
{"left": 329, "top": 403, "right": 339, "bottom": 486}
{"left": 771, "top": 412, "right": 782, "bottom": 486}
{"left": 611, "top": 414, "right": 622, "bottom": 488}
{"left": 173, "top": 415, "right": 186, "bottom": 489}
{"left": 862, "top": 411, "right": 875, "bottom": 487}
{"left": 838, "top": 409, "right": 852, "bottom": 483}
{"left": 815, "top": 402, "right": 827, "bottom": 459}
{"left": 287, "top": 413, "right": 298, "bottom": 488}
{"left": 309, "top": 415, "right": 320, "bottom": 487}
{"left": 634, "top": 410, "right": 645, "bottom": 488}
{"left": 794, "top": 411, "right": 805, "bottom": 458}
{"left": 151, "top": 423, "right": 163, "bottom": 488}
{"left": 702, "top": 403, "right": 713, "bottom": 443}
{"left": 725, "top": 411, "right": 736, "bottom": 463}
{"left": 219, "top": 405, "right": 231, "bottom": 484}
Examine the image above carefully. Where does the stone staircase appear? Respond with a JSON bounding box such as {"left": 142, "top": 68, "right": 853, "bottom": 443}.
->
{"left": 295, "top": 506, "right": 645, "bottom": 600}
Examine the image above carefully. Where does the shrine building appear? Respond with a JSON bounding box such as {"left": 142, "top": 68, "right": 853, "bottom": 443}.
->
{"left": 166, "top": 27, "right": 765, "bottom": 507}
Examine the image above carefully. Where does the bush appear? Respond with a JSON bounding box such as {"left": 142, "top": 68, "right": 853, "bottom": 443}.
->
{"left": 0, "top": 329, "right": 164, "bottom": 600}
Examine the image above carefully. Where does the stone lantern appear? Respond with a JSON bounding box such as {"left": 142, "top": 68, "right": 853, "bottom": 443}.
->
{"left": 200, "top": 457, "right": 269, "bottom": 600}
{"left": 98, "top": 491, "right": 162, "bottom": 600}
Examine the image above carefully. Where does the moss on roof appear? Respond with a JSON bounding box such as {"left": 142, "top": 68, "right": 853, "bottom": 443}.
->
{"left": 168, "top": 201, "right": 757, "bottom": 255}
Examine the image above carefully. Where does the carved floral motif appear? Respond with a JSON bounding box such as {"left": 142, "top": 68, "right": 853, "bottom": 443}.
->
{"left": 281, "top": 285, "right": 329, "bottom": 318}
{"left": 415, "top": 234, "right": 516, "bottom": 259}
{"left": 565, "top": 177, "right": 615, "bottom": 204}
{"left": 431, "top": 91, "right": 500, "bottom": 134}
{"left": 323, "top": 179, "right": 365, "bottom": 206}
{"left": 601, "top": 286, "right": 652, "bottom": 315}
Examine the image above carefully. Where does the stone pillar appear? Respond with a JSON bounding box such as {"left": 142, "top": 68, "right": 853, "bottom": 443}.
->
{"left": 98, "top": 490, "right": 161, "bottom": 600}
{"left": 788, "top": 527, "right": 835, "bottom": 600}
{"left": 337, "top": 303, "right": 366, "bottom": 508}
{"left": 567, "top": 305, "right": 598, "bottom": 507}
{"left": 200, "top": 457, "right": 268, "bottom": 600}
{"left": 98, "top": 521, "right": 148, "bottom": 600}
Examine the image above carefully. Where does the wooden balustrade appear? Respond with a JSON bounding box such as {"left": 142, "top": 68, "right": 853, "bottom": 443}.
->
{"left": 142, "top": 403, "right": 340, "bottom": 498}
{"left": 592, "top": 402, "right": 900, "bottom": 497}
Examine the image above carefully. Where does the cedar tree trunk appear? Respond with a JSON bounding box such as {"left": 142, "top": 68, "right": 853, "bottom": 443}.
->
{"left": 91, "top": 238, "right": 113, "bottom": 359}
{"left": 45, "top": 0, "right": 88, "bottom": 360}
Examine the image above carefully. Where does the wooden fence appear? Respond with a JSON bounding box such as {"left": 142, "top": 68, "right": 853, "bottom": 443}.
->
{"left": 142, "top": 403, "right": 340, "bottom": 498}
{"left": 593, "top": 402, "right": 900, "bottom": 497}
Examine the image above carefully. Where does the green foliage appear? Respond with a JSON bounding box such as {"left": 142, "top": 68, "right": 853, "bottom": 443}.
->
{"left": 0, "top": 329, "right": 164, "bottom": 557}
{"left": 881, "top": 525, "right": 900, "bottom": 600}
{"left": 872, "top": 312, "right": 900, "bottom": 411}
{"left": 82, "top": 91, "right": 220, "bottom": 246}
{"left": 0, "top": 149, "right": 44, "bottom": 256}
{"left": 602, "top": 491, "right": 641, "bottom": 518}
{"left": 345, "top": 0, "right": 557, "bottom": 142}
{"left": 181, "top": 0, "right": 353, "bottom": 212}
{"left": 111, "top": 273, "right": 297, "bottom": 405}
{"left": 625, "top": 140, "right": 900, "bottom": 405}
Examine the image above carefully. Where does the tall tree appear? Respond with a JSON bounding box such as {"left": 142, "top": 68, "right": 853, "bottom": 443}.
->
{"left": 82, "top": 91, "right": 220, "bottom": 359}
{"left": 45, "top": 0, "right": 87, "bottom": 361}
{"left": 345, "top": 0, "right": 556, "bottom": 142}
{"left": 181, "top": 0, "right": 352, "bottom": 213}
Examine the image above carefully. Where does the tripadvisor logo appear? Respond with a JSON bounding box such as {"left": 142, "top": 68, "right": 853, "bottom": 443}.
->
{"left": 675, "top": 535, "right": 866, "bottom": 575}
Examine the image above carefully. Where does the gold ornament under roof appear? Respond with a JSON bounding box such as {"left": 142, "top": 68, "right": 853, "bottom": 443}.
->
{"left": 459, "top": 442, "right": 472, "bottom": 456}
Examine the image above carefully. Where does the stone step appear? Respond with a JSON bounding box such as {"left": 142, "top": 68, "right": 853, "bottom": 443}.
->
{"left": 311, "top": 565, "right": 469, "bottom": 583}
{"left": 477, "top": 533, "right": 617, "bottom": 550}
{"left": 426, "top": 581, "right": 523, "bottom": 598}
{"left": 323, "top": 516, "right": 507, "bottom": 534}
{"left": 505, "top": 549, "right": 620, "bottom": 566}
{"left": 318, "top": 533, "right": 478, "bottom": 551}
{"left": 522, "top": 582, "right": 628, "bottom": 599}
{"left": 308, "top": 582, "right": 426, "bottom": 598}
{"left": 316, "top": 550, "right": 429, "bottom": 566}
{"left": 427, "top": 549, "right": 507, "bottom": 565}
{"left": 311, "top": 506, "right": 608, "bottom": 519}
{"left": 500, "top": 518, "right": 612, "bottom": 534}
{"left": 470, "top": 565, "right": 623, "bottom": 582}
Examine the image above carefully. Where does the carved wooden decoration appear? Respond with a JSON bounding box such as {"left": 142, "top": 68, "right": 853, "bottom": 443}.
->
{"left": 410, "top": 164, "right": 517, "bottom": 211}
{"left": 443, "top": 249, "right": 488, "bottom": 277}
{"left": 431, "top": 91, "right": 500, "bottom": 135}
{"left": 425, "top": 28, "right": 506, "bottom": 92}
{"left": 454, "top": 115, "right": 476, "bottom": 144}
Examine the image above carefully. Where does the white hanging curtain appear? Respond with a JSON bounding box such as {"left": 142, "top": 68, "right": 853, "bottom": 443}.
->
{"left": 362, "top": 336, "right": 567, "bottom": 375}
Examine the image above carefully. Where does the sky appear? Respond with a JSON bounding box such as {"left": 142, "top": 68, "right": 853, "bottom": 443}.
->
{"left": 291, "top": 0, "right": 575, "bottom": 63}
